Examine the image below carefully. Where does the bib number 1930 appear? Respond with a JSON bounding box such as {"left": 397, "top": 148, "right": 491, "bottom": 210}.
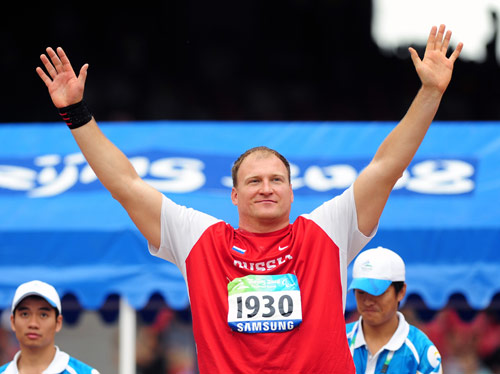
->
{"left": 227, "top": 274, "right": 302, "bottom": 333}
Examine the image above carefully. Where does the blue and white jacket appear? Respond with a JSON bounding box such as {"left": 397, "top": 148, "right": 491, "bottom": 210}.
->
{"left": 0, "top": 346, "right": 99, "bottom": 374}
{"left": 346, "top": 312, "right": 442, "bottom": 374}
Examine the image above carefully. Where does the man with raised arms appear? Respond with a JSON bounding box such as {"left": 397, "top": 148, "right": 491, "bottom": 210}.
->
{"left": 36, "top": 25, "right": 462, "bottom": 373}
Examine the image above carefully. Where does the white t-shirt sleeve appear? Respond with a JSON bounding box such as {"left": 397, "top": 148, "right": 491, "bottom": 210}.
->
{"left": 148, "top": 194, "right": 221, "bottom": 276}
{"left": 302, "top": 185, "right": 377, "bottom": 309}
{"left": 302, "top": 184, "right": 376, "bottom": 263}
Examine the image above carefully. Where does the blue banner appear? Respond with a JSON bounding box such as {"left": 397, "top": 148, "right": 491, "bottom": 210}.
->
{"left": 0, "top": 121, "right": 499, "bottom": 310}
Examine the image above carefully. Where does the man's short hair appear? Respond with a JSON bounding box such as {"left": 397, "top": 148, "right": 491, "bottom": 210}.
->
{"left": 231, "top": 146, "right": 291, "bottom": 187}
{"left": 392, "top": 281, "right": 405, "bottom": 295}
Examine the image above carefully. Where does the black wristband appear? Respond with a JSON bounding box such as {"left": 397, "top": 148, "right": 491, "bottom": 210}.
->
{"left": 58, "top": 101, "right": 93, "bottom": 130}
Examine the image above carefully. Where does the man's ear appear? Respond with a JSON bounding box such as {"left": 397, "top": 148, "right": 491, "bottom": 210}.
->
{"left": 55, "top": 314, "right": 63, "bottom": 333}
{"left": 231, "top": 187, "right": 238, "bottom": 206}
{"left": 397, "top": 283, "right": 407, "bottom": 302}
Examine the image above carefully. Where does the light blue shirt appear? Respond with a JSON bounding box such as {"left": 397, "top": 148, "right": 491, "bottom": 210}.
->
{"left": 0, "top": 346, "right": 99, "bottom": 374}
{"left": 346, "top": 312, "right": 442, "bottom": 374}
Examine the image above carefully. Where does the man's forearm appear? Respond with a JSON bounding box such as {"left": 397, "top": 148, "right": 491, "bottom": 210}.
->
{"left": 372, "top": 86, "right": 444, "bottom": 181}
{"left": 71, "top": 119, "right": 140, "bottom": 203}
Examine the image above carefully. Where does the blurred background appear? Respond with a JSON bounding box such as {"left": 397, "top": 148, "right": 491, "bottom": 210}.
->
{"left": 1, "top": 1, "right": 500, "bottom": 374}
{"left": 2, "top": 0, "right": 500, "bottom": 123}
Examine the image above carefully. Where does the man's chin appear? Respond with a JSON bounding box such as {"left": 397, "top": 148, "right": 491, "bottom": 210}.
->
{"left": 361, "top": 312, "right": 381, "bottom": 324}
{"left": 255, "top": 212, "right": 282, "bottom": 222}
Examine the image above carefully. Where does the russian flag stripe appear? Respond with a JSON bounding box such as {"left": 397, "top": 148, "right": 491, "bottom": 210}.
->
{"left": 232, "top": 246, "right": 246, "bottom": 254}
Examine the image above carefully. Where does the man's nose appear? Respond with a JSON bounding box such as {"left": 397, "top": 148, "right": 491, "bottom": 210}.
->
{"left": 259, "top": 179, "right": 273, "bottom": 193}
{"left": 27, "top": 315, "right": 40, "bottom": 328}
{"left": 362, "top": 294, "right": 376, "bottom": 305}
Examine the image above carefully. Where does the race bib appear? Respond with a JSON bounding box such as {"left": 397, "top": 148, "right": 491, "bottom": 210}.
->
{"left": 227, "top": 274, "right": 302, "bottom": 333}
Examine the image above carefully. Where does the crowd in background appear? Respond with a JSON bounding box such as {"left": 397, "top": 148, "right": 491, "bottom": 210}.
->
{"left": 1, "top": 303, "right": 499, "bottom": 374}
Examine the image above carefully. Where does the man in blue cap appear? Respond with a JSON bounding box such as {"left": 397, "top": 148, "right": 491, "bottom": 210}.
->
{"left": 346, "top": 247, "right": 442, "bottom": 374}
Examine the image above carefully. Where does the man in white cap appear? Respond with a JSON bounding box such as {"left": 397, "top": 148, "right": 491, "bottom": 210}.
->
{"left": 346, "top": 247, "right": 442, "bottom": 374}
{"left": 0, "top": 280, "right": 100, "bottom": 374}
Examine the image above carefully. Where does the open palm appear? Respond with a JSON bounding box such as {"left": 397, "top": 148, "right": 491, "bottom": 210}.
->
{"left": 409, "top": 25, "right": 463, "bottom": 94}
{"left": 36, "top": 47, "right": 88, "bottom": 108}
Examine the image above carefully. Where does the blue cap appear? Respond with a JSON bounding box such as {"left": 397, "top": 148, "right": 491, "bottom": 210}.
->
{"left": 348, "top": 277, "right": 393, "bottom": 296}
{"left": 348, "top": 247, "right": 405, "bottom": 296}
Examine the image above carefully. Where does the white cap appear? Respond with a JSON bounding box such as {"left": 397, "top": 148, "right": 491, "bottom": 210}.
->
{"left": 348, "top": 246, "right": 405, "bottom": 296}
{"left": 11, "top": 280, "right": 62, "bottom": 315}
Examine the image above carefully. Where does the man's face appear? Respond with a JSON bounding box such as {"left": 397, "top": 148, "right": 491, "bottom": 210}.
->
{"left": 231, "top": 152, "right": 293, "bottom": 232}
{"left": 10, "top": 296, "right": 62, "bottom": 350}
{"left": 354, "top": 284, "right": 406, "bottom": 328}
